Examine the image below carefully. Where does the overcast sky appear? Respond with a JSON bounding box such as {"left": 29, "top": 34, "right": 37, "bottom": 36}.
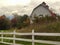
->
{"left": 0, "top": 0, "right": 60, "bottom": 16}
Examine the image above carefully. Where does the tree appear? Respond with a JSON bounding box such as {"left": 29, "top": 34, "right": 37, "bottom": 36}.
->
{"left": 11, "top": 14, "right": 30, "bottom": 29}
{"left": 0, "top": 15, "right": 11, "bottom": 30}
{"left": 17, "top": 14, "right": 30, "bottom": 29}
{"left": 11, "top": 17, "right": 18, "bottom": 28}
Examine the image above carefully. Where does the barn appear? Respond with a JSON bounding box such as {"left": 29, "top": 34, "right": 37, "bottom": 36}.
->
{"left": 30, "top": 2, "right": 56, "bottom": 21}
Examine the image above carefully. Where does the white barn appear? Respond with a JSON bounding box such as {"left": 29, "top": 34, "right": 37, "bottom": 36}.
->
{"left": 30, "top": 2, "right": 56, "bottom": 21}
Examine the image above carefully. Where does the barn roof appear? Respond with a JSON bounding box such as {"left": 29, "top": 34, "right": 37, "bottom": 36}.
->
{"left": 34, "top": 2, "right": 49, "bottom": 9}
{"left": 31, "top": 2, "right": 56, "bottom": 17}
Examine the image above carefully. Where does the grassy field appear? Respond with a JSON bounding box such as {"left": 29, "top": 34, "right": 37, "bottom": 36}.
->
{"left": 0, "top": 21, "right": 60, "bottom": 33}
{"left": 0, "top": 43, "right": 53, "bottom": 45}
{"left": 1, "top": 21, "right": 60, "bottom": 33}
{"left": 0, "top": 39, "right": 54, "bottom": 45}
{"left": 0, "top": 43, "right": 9, "bottom": 45}
{"left": 0, "top": 21, "right": 60, "bottom": 45}
{"left": 15, "top": 22, "right": 60, "bottom": 41}
{"left": 0, "top": 41, "right": 54, "bottom": 45}
{"left": 16, "top": 22, "right": 60, "bottom": 33}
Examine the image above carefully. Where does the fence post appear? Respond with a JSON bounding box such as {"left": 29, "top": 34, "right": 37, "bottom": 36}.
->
{"left": 1, "top": 31, "right": 3, "bottom": 42}
{"left": 32, "top": 29, "right": 34, "bottom": 45}
{"left": 13, "top": 30, "right": 16, "bottom": 45}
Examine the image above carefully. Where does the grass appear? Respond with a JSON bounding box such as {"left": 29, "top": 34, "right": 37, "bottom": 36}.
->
{"left": 15, "top": 21, "right": 60, "bottom": 41}
{"left": 0, "top": 43, "right": 9, "bottom": 45}
{"left": 0, "top": 16, "right": 60, "bottom": 45}
{"left": 18, "top": 22, "right": 60, "bottom": 33}
{"left": 15, "top": 40, "right": 54, "bottom": 45}
{"left": 0, "top": 21, "right": 60, "bottom": 45}
{"left": 0, "top": 39, "right": 54, "bottom": 45}
{"left": 0, "top": 29, "right": 15, "bottom": 32}
{"left": 0, "top": 38, "right": 54, "bottom": 45}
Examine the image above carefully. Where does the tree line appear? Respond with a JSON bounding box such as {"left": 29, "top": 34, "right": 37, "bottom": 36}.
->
{"left": 0, "top": 14, "right": 30, "bottom": 30}
{"left": 0, "top": 14, "right": 60, "bottom": 30}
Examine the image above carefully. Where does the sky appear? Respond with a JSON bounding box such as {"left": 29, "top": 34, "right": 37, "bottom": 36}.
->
{"left": 0, "top": 0, "right": 60, "bottom": 16}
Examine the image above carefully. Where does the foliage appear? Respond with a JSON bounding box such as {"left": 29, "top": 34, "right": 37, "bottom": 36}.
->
{"left": 33, "top": 15, "right": 57, "bottom": 23}
{"left": 11, "top": 17, "right": 18, "bottom": 28}
{"left": 17, "top": 14, "right": 30, "bottom": 29}
{"left": 0, "top": 15, "right": 11, "bottom": 30}
{"left": 10, "top": 14, "right": 30, "bottom": 29}
{"left": 1, "top": 14, "right": 60, "bottom": 30}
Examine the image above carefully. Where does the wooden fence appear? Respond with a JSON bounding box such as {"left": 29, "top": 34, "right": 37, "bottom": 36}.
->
{"left": 0, "top": 30, "right": 60, "bottom": 45}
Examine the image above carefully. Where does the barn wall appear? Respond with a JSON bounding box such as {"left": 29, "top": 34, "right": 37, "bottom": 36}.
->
{"left": 31, "top": 6, "right": 51, "bottom": 18}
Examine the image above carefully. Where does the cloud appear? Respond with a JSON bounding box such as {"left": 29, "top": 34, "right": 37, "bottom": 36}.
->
{"left": 0, "top": 0, "right": 60, "bottom": 16}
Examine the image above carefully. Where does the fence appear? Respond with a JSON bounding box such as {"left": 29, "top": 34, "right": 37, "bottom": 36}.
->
{"left": 0, "top": 30, "right": 60, "bottom": 45}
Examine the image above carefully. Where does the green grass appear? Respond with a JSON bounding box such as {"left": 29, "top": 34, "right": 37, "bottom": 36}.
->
{"left": 0, "top": 39, "right": 54, "bottom": 45}
{"left": 0, "top": 29, "right": 14, "bottom": 32}
{"left": 0, "top": 43, "right": 9, "bottom": 45}
{"left": 15, "top": 40, "right": 54, "bottom": 45}
{"left": 0, "top": 22, "right": 60, "bottom": 45}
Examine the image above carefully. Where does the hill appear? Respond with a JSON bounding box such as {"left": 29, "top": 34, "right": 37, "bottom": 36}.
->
{"left": 17, "top": 21, "right": 60, "bottom": 33}
{"left": 16, "top": 21, "right": 60, "bottom": 41}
